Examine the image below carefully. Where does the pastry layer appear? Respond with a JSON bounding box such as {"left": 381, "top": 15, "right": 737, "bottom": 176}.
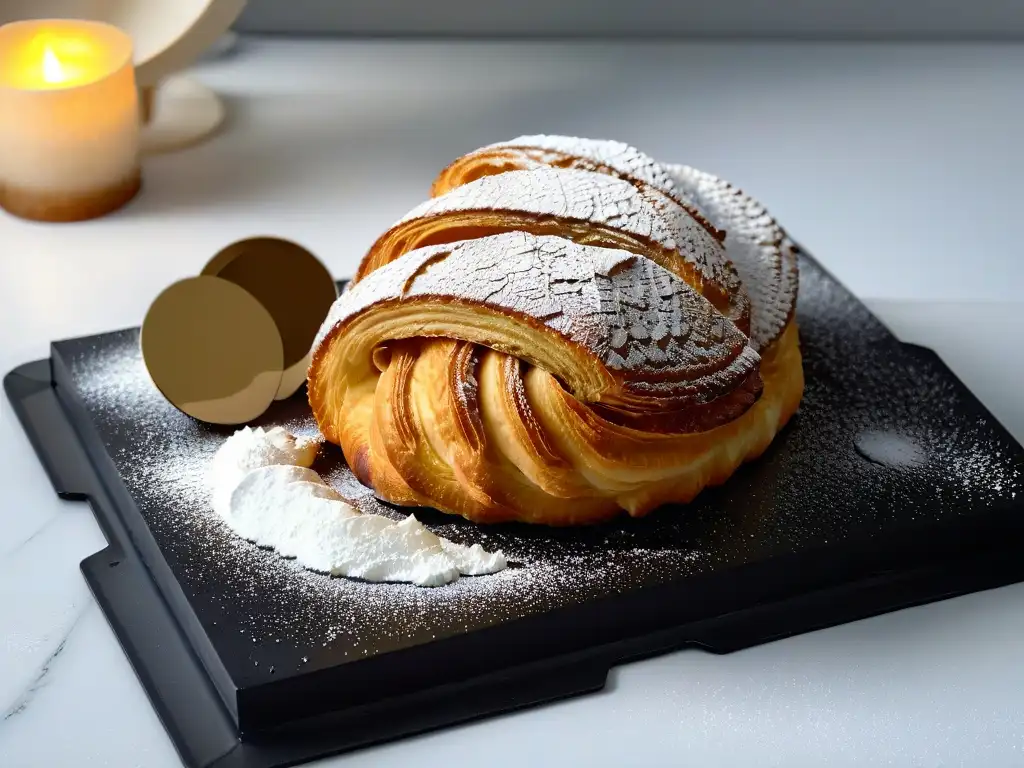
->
{"left": 312, "top": 310, "right": 799, "bottom": 525}
{"left": 311, "top": 232, "right": 762, "bottom": 439}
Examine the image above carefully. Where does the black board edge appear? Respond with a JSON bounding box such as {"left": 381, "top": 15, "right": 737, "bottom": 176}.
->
{"left": 4, "top": 360, "right": 241, "bottom": 768}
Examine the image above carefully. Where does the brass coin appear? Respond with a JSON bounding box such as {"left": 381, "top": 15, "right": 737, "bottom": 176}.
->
{"left": 141, "top": 276, "right": 284, "bottom": 425}
{"left": 203, "top": 236, "right": 338, "bottom": 400}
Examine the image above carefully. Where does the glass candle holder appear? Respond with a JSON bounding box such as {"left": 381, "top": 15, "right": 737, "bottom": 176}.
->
{"left": 0, "top": 19, "right": 142, "bottom": 222}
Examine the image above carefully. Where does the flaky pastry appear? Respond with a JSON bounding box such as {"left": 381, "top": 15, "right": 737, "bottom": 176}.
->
{"left": 309, "top": 136, "right": 804, "bottom": 525}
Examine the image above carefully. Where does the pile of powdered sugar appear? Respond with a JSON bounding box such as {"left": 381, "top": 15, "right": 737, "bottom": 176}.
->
{"left": 209, "top": 425, "right": 506, "bottom": 587}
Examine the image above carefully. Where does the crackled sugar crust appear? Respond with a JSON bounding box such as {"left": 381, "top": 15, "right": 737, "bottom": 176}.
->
{"left": 433, "top": 134, "right": 725, "bottom": 245}
{"left": 361, "top": 168, "right": 746, "bottom": 330}
{"left": 432, "top": 137, "right": 798, "bottom": 352}
{"left": 475, "top": 135, "right": 684, "bottom": 202}
{"left": 665, "top": 164, "right": 799, "bottom": 352}
{"left": 315, "top": 231, "right": 759, "bottom": 405}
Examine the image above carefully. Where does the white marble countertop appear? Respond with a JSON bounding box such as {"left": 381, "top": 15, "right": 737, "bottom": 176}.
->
{"left": 2, "top": 36, "right": 1023, "bottom": 768}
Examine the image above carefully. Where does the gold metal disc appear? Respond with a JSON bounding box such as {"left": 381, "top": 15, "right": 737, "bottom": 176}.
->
{"left": 202, "top": 236, "right": 338, "bottom": 400}
{"left": 141, "top": 275, "right": 284, "bottom": 425}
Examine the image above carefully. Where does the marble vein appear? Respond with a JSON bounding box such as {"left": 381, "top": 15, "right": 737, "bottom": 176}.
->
{"left": 2, "top": 603, "right": 91, "bottom": 723}
{"left": 4, "top": 515, "right": 58, "bottom": 557}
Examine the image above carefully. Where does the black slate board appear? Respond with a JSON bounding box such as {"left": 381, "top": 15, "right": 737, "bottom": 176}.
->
{"left": 5, "top": 250, "right": 1024, "bottom": 768}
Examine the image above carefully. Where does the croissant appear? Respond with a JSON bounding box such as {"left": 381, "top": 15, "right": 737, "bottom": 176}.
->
{"left": 308, "top": 137, "right": 803, "bottom": 525}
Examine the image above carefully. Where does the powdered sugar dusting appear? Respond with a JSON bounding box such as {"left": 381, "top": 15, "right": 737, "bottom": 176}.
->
{"left": 452, "top": 136, "right": 724, "bottom": 246}
{"left": 314, "top": 231, "right": 757, "bottom": 403}
{"left": 666, "top": 164, "right": 799, "bottom": 351}
{"left": 387, "top": 168, "right": 736, "bottom": 303}
{"left": 481, "top": 135, "right": 682, "bottom": 200}
{"left": 399, "top": 168, "right": 680, "bottom": 249}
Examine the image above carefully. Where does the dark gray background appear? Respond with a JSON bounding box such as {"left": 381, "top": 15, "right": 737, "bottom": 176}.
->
{"left": 234, "top": 0, "right": 1024, "bottom": 39}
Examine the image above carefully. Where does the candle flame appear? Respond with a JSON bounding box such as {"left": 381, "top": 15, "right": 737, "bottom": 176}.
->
{"left": 41, "top": 47, "right": 65, "bottom": 84}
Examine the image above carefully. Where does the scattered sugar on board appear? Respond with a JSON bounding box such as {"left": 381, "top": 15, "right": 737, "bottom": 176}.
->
{"left": 63, "top": 289, "right": 1024, "bottom": 665}
{"left": 68, "top": 332, "right": 706, "bottom": 655}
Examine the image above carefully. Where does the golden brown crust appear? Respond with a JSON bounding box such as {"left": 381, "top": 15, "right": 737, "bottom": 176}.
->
{"left": 311, "top": 320, "right": 800, "bottom": 526}
{"left": 309, "top": 139, "right": 804, "bottom": 525}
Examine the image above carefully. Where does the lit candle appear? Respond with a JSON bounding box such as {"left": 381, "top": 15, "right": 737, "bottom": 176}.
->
{"left": 0, "top": 19, "right": 141, "bottom": 222}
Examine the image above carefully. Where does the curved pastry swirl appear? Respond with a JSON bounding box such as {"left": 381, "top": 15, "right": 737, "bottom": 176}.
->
{"left": 309, "top": 137, "right": 804, "bottom": 525}
{"left": 357, "top": 167, "right": 749, "bottom": 334}
{"left": 431, "top": 136, "right": 797, "bottom": 352}
{"left": 432, "top": 134, "right": 724, "bottom": 242}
